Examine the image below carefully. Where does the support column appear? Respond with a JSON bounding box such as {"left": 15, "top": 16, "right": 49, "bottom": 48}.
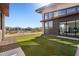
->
{"left": 1, "top": 13, "right": 5, "bottom": 41}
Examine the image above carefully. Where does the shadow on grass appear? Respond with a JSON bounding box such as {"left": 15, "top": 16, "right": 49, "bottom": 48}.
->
{"left": 17, "top": 35, "right": 79, "bottom": 56}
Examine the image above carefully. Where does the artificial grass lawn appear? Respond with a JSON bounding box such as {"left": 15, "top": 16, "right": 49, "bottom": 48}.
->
{"left": 16, "top": 35, "right": 79, "bottom": 56}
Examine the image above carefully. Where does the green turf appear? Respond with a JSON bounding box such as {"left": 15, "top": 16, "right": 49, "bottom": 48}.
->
{"left": 16, "top": 35, "right": 79, "bottom": 56}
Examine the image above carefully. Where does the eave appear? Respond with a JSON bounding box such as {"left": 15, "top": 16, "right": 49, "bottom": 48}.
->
{"left": 0, "top": 3, "right": 9, "bottom": 16}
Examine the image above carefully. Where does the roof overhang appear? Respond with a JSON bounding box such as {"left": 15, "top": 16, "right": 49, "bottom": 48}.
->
{"left": 36, "top": 3, "right": 79, "bottom": 14}
{"left": 35, "top": 3, "right": 54, "bottom": 14}
{"left": 0, "top": 3, "right": 9, "bottom": 16}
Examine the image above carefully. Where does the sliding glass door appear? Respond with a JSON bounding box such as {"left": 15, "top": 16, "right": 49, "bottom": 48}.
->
{"left": 59, "top": 20, "right": 79, "bottom": 38}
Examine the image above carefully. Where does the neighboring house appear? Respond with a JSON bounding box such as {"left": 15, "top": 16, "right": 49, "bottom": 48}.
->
{"left": 0, "top": 3, "right": 9, "bottom": 42}
{"left": 36, "top": 3, "right": 79, "bottom": 38}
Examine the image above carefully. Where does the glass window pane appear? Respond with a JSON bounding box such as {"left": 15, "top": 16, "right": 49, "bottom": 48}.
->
{"left": 59, "top": 22, "right": 66, "bottom": 35}
{"left": 67, "top": 7, "right": 76, "bottom": 14}
{"left": 49, "top": 12, "right": 53, "bottom": 19}
{"left": 54, "top": 11, "right": 59, "bottom": 17}
{"left": 59, "top": 9, "right": 66, "bottom": 16}
{"left": 49, "top": 21, "right": 53, "bottom": 28}
{"left": 45, "top": 13, "right": 48, "bottom": 20}
{"left": 59, "top": 21, "right": 76, "bottom": 36}
{"left": 42, "top": 13, "right": 45, "bottom": 20}
{"left": 77, "top": 6, "right": 79, "bottom": 11}
{"left": 45, "top": 22, "right": 48, "bottom": 29}
{"left": 76, "top": 20, "right": 79, "bottom": 36}
{"left": 0, "top": 10, "right": 1, "bottom": 15}
{"left": 67, "top": 21, "right": 75, "bottom": 36}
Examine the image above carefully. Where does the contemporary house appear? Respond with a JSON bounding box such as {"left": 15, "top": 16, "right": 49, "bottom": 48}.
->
{"left": 36, "top": 3, "right": 79, "bottom": 38}
{"left": 0, "top": 3, "right": 9, "bottom": 42}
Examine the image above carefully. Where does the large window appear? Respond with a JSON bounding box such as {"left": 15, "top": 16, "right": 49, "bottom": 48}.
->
{"left": 59, "top": 22, "right": 66, "bottom": 35}
{"left": 67, "top": 7, "right": 76, "bottom": 14}
{"left": 45, "top": 22, "right": 48, "bottom": 30}
{"left": 45, "top": 21, "right": 53, "bottom": 29}
{"left": 77, "top": 6, "right": 79, "bottom": 11}
{"left": 44, "top": 21, "right": 53, "bottom": 33}
{"left": 49, "top": 21, "right": 53, "bottom": 28}
{"left": 59, "top": 9, "right": 66, "bottom": 16}
{"left": 45, "top": 13, "right": 49, "bottom": 20}
{"left": 66, "top": 21, "right": 75, "bottom": 36}
{"left": 49, "top": 12, "right": 53, "bottom": 19}
{"left": 76, "top": 20, "right": 79, "bottom": 36}
{"left": 54, "top": 11, "right": 59, "bottom": 17}
{"left": 42, "top": 13, "right": 45, "bottom": 20}
{"left": 54, "top": 9, "right": 66, "bottom": 17}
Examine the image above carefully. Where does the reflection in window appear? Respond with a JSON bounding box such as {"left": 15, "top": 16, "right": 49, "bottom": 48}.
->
{"left": 67, "top": 7, "right": 76, "bottom": 14}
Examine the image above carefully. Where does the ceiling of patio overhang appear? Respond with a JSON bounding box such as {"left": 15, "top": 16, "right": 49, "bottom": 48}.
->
{"left": 0, "top": 3, "right": 9, "bottom": 16}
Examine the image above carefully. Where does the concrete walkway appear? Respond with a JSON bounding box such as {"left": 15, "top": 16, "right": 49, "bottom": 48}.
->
{"left": 0, "top": 37, "right": 25, "bottom": 56}
{"left": 0, "top": 47, "right": 25, "bottom": 56}
{"left": 57, "top": 36, "right": 79, "bottom": 40}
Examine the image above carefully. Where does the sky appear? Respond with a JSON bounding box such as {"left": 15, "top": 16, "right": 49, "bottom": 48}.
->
{"left": 5, "top": 3, "right": 45, "bottom": 28}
